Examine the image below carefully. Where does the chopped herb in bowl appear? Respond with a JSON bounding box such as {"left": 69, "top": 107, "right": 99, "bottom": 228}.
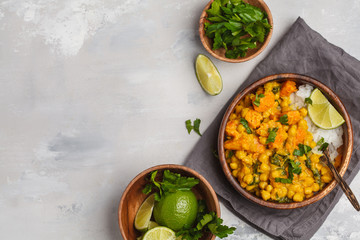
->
{"left": 204, "top": 0, "right": 272, "bottom": 59}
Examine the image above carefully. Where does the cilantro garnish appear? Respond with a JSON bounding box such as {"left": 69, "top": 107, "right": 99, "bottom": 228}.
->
{"left": 266, "top": 127, "right": 278, "bottom": 144}
{"left": 316, "top": 137, "right": 325, "bottom": 146}
{"left": 278, "top": 114, "right": 289, "bottom": 125}
{"left": 319, "top": 142, "right": 329, "bottom": 152}
{"left": 253, "top": 93, "right": 265, "bottom": 107}
{"left": 142, "top": 170, "right": 199, "bottom": 201}
{"left": 293, "top": 144, "right": 312, "bottom": 156}
{"left": 240, "top": 118, "right": 252, "bottom": 134}
{"left": 186, "top": 119, "right": 202, "bottom": 136}
{"left": 274, "top": 159, "right": 302, "bottom": 184}
{"left": 272, "top": 86, "right": 280, "bottom": 94}
{"left": 305, "top": 97, "right": 313, "bottom": 105}
{"left": 205, "top": 0, "right": 271, "bottom": 59}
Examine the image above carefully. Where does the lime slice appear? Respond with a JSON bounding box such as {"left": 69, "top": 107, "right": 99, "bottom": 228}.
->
{"left": 307, "top": 88, "right": 345, "bottom": 130}
{"left": 134, "top": 194, "right": 156, "bottom": 231}
{"left": 147, "top": 221, "right": 159, "bottom": 230}
{"left": 195, "top": 54, "right": 223, "bottom": 95}
{"left": 142, "top": 226, "right": 176, "bottom": 240}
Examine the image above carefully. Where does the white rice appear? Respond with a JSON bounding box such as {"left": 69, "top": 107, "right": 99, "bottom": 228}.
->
{"left": 290, "top": 84, "right": 343, "bottom": 161}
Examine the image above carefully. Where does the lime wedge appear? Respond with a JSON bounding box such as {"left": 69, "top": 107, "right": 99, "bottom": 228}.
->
{"left": 142, "top": 226, "right": 176, "bottom": 240}
{"left": 195, "top": 54, "right": 223, "bottom": 95}
{"left": 134, "top": 194, "right": 156, "bottom": 232}
{"left": 307, "top": 88, "right": 345, "bottom": 130}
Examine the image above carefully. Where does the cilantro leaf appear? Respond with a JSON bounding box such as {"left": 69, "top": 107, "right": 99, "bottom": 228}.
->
{"left": 240, "top": 118, "right": 252, "bottom": 134}
{"left": 317, "top": 137, "right": 325, "bottom": 146}
{"left": 319, "top": 142, "right": 329, "bottom": 152}
{"left": 272, "top": 86, "right": 280, "bottom": 94}
{"left": 275, "top": 178, "right": 292, "bottom": 184}
{"left": 185, "top": 119, "right": 202, "bottom": 136}
{"left": 293, "top": 144, "right": 312, "bottom": 156}
{"left": 207, "top": 215, "right": 236, "bottom": 238}
{"left": 253, "top": 93, "right": 265, "bottom": 107}
{"left": 204, "top": 0, "right": 271, "bottom": 59}
{"left": 278, "top": 114, "right": 289, "bottom": 125}
{"left": 266, "top": 127, "right": 278, "bottom": 144}
{"left": 305, "top": 97, "right": 313, "bottom": 105}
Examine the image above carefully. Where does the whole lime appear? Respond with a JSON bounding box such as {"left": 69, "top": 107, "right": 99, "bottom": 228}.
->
{"left": 153, "top": 190, "right": 198, "bottom": 231}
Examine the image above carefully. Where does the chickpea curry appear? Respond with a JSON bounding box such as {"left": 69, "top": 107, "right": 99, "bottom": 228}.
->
{"left": 224, "top": 80, "right": 335, "bottom": 203}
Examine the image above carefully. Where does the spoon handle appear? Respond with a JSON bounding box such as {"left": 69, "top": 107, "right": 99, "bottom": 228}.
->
{"left": 323, "top": 151, "right": 360, "bottom": 211}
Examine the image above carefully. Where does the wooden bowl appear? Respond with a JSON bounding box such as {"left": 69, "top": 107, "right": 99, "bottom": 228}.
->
{"left": 218, "top": 73, "right": 353, "bottom": 209}
{"left": 199, "top": 0, "right": 273, "bottom": 63}
{"left": 118, "top": 164, "right": 221, "bottom": 239}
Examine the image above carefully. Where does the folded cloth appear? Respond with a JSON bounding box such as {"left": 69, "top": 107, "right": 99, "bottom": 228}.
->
{"left": 185, "top": 17, "right": 360, "bottom": 240}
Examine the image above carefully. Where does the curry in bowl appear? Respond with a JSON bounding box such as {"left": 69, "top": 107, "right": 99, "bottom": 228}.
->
{"left": 222, "top": 79, "right": 345, "bottom": 204}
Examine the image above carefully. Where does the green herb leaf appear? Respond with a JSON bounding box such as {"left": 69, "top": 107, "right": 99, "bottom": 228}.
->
{"left": 240, "top": 118, "right": 252, "bottom": 134}
{"left": 185, "top": 119, "right": 202, "bottom": 136}
{"left": 266, "top": 127, "right": 278, "bottom": 144}
{"left": 277, "top": 196, "right": 292, "bottom": 203}
{"left": 253, "top": 93, "right": 265, "bottom": 107}
{"left": 293, "top": 144, "right": 312, "bottom": 156}
{"left": 161, "top": 170, "right": 199, "bottom": 193}
{"left": 319, "top": 142, "right": 329, "bottom": 152}
{"left": 275, "top": 177, "right": 292, "bottom": 183}
{"left": 272, "top": 86, "right": 280, "bottom": 94}
{"left": 278, "top": 114, "right": 289, "bottom": 125}
{"left": 317, "top": 137, "right": 325, "bottom": 146}
{"left": 305, "top": 97, "right": 313, "bottom": 105}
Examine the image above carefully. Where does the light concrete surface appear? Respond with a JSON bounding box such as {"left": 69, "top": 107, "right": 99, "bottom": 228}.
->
{"left": 0, "top": 0, "right": 359, "bottom": 239}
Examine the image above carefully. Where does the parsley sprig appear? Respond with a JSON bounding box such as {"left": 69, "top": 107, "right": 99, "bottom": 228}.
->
{"left": 278, "top": 114, "right": 289, "bottom": 125}
{"left": 266, "top": 127, "right": 278, "bottom": 144}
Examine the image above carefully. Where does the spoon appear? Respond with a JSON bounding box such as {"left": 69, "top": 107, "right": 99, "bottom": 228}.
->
{"left": 322, "top": 149, "right": 360, "bottom": 211}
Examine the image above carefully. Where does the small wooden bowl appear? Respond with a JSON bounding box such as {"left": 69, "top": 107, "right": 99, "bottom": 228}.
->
{"left": 118, "top": 164, "right": 221, "bottom": 239}
{"left": 199, "top": 0, "right": 273, "bottom": 63}
{"left": 218, "top": 73, "right": 353, "bottom": 209}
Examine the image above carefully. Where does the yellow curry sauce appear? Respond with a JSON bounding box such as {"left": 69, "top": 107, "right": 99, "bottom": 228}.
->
{"left": 224, "top": 80, "right": 334, "bottom": 203}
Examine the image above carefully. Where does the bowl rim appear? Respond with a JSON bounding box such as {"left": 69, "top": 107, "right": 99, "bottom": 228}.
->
{"left": 199, "top": 0, "right": 274, "bottom": 63}
{"left": 217, "top": 73, "right": 354, "bottom": 209}
{"left": 118, "top": 164, "right": 221, "bottom": 239}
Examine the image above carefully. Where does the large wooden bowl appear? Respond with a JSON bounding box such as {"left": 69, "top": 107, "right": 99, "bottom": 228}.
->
{"left": 199, "top": 0, "right": 273, "bottom": 63}
{"left": 218, "top": 73, "right": 353, "bottom": 209}
{"left": 118, "top": 164, "right": 221, "bottom": 239}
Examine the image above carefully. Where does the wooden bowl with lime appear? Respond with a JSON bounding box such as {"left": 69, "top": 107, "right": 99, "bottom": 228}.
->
{"left": 118, "top": 164, "right": 223, "bottom": 240}
{"left": 218, "top": 73, "right": 353, "bottom": 209}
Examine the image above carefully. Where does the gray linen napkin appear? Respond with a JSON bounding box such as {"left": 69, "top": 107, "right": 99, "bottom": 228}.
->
{"left": 185, "top": 17, "right": 360, "bottom": 240}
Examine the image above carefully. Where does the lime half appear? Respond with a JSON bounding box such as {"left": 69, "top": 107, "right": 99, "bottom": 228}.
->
{"left": 142, "top": 226, "right": 176, "bottom": 240}
{"left": 134, "top": 194, "right": 156, "bottom": 232}
{"left": 195, "top": 54, "right": 223, "bottom": 95}
{"left": 307, "top": 88, "right": 345, "bottom": 130}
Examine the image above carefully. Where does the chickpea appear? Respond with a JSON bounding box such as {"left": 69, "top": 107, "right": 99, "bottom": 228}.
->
{"left": 321, "top": 174, "right": 332, "bottom": 183}
{"left": 260, "top": 163, "right": 270, "bottom": 173}
{"left": 241, "top": 108, "right": 249, "bottom": 118}
{"left": 246, "top": 185, "right": 256, "bottom": 191}
{"left": 229, "top": 113, "right": 237, "bottom": 120}
{"left": 235, "top": 150, "right": 246, "bottom": 160}
{"left": 299, "top": 108, "right": 308, "bottom": 117}
{"left": 287, "top": 190, "right": 295, "bottom": 199}
{"left": 321, "top": 166, "right": 329, "bottom": 175}
{"left": 243, "top": 166, "right": 251, "bottom": 175}
{"left": 266, "top": 185, "right": 273, "bottom": 193}
{"left": 261, "top": 190, "right": 271, "bottom": 201}
{"left": 240, "top": 181, "right": 247, "bottom": 188}
{"left": 259, "top": 181, "right": 268, "bottom": 189}
{"left": 259, "top": 137, "right": 267, "bottom": 145}
{"left": 260, "top": 173, "right": 269, "bottom": 182}
{"left": 230, "top": 162, "right": 238, "bottom": 170}
{"left": 288, "top": 125, "right": 297, "bottom": 137}
{"left": 235, "top": 104, "right": 243, "bottom": 114}
{"left": 259, "top": 153, "right": 269, "bottom": 163}
{"left": 312, "top": 183, "right": 320, "bottom": 192}
{"left": 293, "top": 193, "right": 304, "bottom": 202}
{"left": 232, "top": 170, "right": 238, "bottom": 177}
{"left": 237, "top": 124, "right": 245, "bottom": 133}
{"left": 243, "top": 174, "right": 254, "bottom": 184}
{"left": 271, "top": 170, "right": 281, "bottom": 178}
{"left": 304, "top": 187, "right": 313, "bottom": 195}
{"left": 298, "top": 119, "right": 308, "bottom": 129}
{"left": 243, "top": 156, "right": 253, "bottom": 165}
